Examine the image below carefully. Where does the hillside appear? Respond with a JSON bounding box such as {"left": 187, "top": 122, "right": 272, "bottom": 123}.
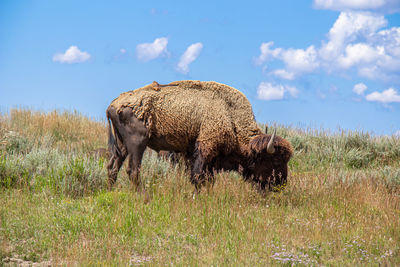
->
{"left": 1, "top": 109, "right": 399, "bottom": 266}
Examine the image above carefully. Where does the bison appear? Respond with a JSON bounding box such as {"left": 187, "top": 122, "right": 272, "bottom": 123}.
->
{"left": 106, "top": 80, "right": 293, "bottom": 193}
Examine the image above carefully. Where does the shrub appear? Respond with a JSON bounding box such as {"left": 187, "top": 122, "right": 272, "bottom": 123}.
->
{"left": 4, "top": 131, "right": 32, "bottom": 154}
{"left": 57, "top": 157, "right": 108, "bottom": 197}
{"left": 381, "top": 166, "right": 400, "bottom": 191}
{"left": 0, "top": 154, "right": 18, "bottom": 188}
{"left": 344, "top": 149, "right": 374, "bottom": 169}
{"left": 0, "top": 154, "right": 30, "bottom": 188}
{"left": 23, "top": 148, "right": 63, "bottom": 177}
{"left": 289, "top": 135, "right": 309, "bottom": 152}
{"left": 0, "top": 145, "right": 108, "bottom": 197}
{"left": 344, "top": 132, "right": 371, "bottom": 151}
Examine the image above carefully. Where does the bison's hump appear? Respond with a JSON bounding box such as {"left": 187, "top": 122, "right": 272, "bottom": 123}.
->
{"left": 110, "top": 80, "right": 262, "bottom": 149}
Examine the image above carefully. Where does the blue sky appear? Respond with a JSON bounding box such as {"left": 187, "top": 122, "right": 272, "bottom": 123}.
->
{"left": 1, "top": 0, "right": 400, "bottom": 135}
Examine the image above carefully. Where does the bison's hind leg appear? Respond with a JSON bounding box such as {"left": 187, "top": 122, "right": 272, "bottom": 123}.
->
{"left": 107, "top": 151, "right": 127, "bottom": 189}
{"left": 106, "top": 106, "right": 128, "bottom": 190}
{"left": 118, "top": 108, "right": 149, "bottom": 191}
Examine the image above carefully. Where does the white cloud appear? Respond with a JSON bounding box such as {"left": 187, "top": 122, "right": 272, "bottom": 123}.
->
{"left": 282, "top": 46, "right": 319, "bottom": 73}
{"left": 255, "top": 42, "right": 282, "bottom": 65}
{"left": 378, "top": 27, "right": 400, "bottom": 58}
{"left": 314, "top": 0, "right": 400, "bottom": 13}
{"left": 256, "top": 43, "right": 319, "bottom": 78}
{"left": 136, "top": 37, "right": 169, "bottom": 62}
{"left": 258, "top": 82, "right": 284, "bottom": 100}
{"left": 337, "top": 43, "right": 380, "bottom": 68}
{"left": 353, "top": 82, "right": 368, "bottom": 95}
{"left": 286, "top": 85, "right": 300, "bottom": 97}
{"left": 120, "top": 48, "right": 127, "bottom": 54}
{"left": 365, "top": 87, "right": 400, "bottom": 103}
{"left": 53, "top": 46, "right": 91, "bottom": 64}
{"left": 177, "top": 42, "right": 203, "bottom": 74}
{"left": 256, "top": 11, "right": 400, "bottom": 83}
{"left": 358, "top": 65, "right": 384, "bottom": 80}
{"left": 319, "top": 12, "right": 400, "bottom": 80}
{"left": 257, "top": 82, "right": 298, "bottom": 101}
{"left": 272, "top": 69, "right": 295, "bottom": 80}
{"left": 319, "top": 11, "right": 387, "bottom": 64}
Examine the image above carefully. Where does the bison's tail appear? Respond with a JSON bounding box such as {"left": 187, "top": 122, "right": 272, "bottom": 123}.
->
{"left": 107, "top": 110, "right": 122, "bottom": 158}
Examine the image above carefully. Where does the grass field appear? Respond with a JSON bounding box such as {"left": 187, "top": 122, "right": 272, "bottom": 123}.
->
{"left": 1, "top": 109, "right": 399, "bottom": 266}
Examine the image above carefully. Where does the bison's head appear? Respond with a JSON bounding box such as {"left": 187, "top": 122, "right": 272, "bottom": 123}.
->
{"left": 246, "top": 129, "right": 293, "bottom": 190}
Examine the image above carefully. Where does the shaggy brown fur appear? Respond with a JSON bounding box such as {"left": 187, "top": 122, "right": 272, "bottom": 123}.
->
{"left": 110, "top": 80, "right": 261, "bottom": 158}
{"left": 107, "top": 80, "right": 293, "bottom": 192}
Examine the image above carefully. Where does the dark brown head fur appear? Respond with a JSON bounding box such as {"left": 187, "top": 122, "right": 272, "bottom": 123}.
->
{"left": 245, "top": 134, "right": 293, "bottom": 190}
{"left": 159, "top": 133, "right": 294, "bottom": 192}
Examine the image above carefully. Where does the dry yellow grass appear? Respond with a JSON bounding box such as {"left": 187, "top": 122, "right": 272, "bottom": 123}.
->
{"left": 5, "top": 109, "right": 107, "bottom": 151}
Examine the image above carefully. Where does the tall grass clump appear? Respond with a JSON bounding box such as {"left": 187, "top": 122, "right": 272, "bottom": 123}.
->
{"left": 0, "top": 110, "right": 399, "bottom": 265}
{"left": 4, "top": 109, "right": 107, "bottom": 152}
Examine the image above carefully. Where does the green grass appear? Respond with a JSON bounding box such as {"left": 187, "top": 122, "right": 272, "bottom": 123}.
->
{"left": 0, "top": 109, "right": 399, "bottom": 266}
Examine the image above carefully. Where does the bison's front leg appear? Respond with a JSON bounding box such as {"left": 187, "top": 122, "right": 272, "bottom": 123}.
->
{"left": 191, "top": 153, "right": 207, "bottom": 192}
{"left": 190, "top": 144, "right": 214, "bottom": 196}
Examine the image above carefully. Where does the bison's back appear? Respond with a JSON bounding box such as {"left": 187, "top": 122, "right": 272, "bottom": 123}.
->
{"left": 110, "top": 84, "right": 237, "bottom": 157}
{"left": 169, "top": 81, "right": 262, "bottom": 143}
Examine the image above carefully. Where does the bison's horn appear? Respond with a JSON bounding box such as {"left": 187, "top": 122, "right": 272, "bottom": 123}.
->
{"left": 267, "top": 128, "right": 276, "bottom": 154}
